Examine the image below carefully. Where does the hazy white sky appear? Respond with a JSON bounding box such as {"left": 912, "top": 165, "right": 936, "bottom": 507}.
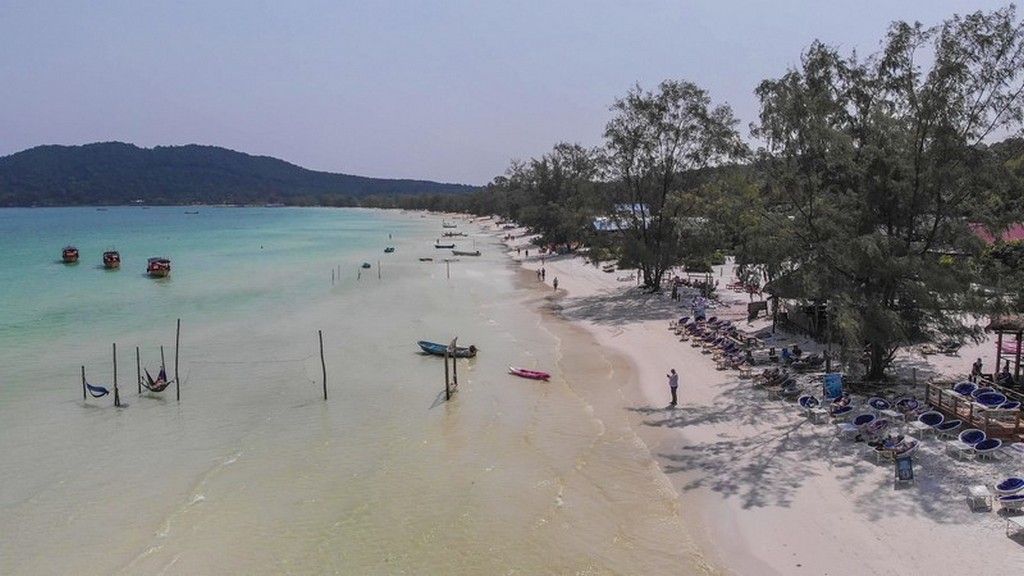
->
{"left": 0, "top": 1, "right": 1014, "bottom": 185}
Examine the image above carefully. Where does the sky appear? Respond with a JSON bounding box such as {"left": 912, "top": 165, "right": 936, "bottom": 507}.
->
{"left": 0, "top": 1, "right": 1016, "bottom": 185}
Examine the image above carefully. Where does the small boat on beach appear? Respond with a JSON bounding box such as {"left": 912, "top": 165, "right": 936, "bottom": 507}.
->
{"left": 417, "top": 340, "right": 477, "bottom": 358}
{"left": 419, "top": 257, "right": 433, "bottom": 262}
{"left": 443, "top": 231, "right": 467, "bottom": 237}
{"left": 435, "top": 243, "right": 455, "bottom": 249}
{"left": 361, "top": 262, "right": 372, "bottom": 269}
{"left": 384, "top": 247, "right": 395, "bottom": 253}
{"left": 509, "top": 366, "right": 550, "bottom": 380}
{"left": 146, "top": 257, "right": 171, "bottom": 278}
{"left": 102, "top": 250, "right": 121, "bottom": 269}
{"left": 62, "top": 246, "right": 80, "bottom": 264}
{"left": 452, "top": 250, "right": 481, "bottom": 256}
{"left": 442, "top": 220, "right": 457, "bottom": 228}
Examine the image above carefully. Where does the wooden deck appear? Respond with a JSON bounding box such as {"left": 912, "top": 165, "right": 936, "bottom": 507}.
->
{"left": 925, "top": 383, "right": 1024, "bottom": 442}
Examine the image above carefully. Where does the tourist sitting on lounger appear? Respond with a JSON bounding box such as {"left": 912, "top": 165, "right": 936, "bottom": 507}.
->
{"left": 781, "top": 347, "right": 793, "bottom": 363}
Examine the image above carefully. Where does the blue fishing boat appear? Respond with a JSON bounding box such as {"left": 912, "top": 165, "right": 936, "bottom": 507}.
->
{"left": 417, "top": 340, "right": 477, "bottom": 358}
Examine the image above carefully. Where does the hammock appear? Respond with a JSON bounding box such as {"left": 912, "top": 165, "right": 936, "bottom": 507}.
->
{"left": 85, "top": 380, "right": 110, "bottom": 398}
{"left": 142, "top": 367, "right": 172, "bottom": 392}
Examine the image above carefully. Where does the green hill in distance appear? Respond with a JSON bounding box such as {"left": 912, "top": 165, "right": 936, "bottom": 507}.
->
{"left": 0, "top": 142, "right": 478, "bottom": 207}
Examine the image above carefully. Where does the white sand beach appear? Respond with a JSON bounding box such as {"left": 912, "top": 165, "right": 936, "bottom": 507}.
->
{"left": 493, "top": 222, "right": 1024, "bottom": 575}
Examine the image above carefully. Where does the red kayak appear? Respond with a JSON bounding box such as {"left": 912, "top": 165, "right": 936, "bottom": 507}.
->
{"left": 509, "top": 366, "right": 550, "bottom": 380}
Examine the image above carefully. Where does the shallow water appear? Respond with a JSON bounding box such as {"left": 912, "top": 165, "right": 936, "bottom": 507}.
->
{"left": 0, "top": 207, "right": 703, "bottom": 575}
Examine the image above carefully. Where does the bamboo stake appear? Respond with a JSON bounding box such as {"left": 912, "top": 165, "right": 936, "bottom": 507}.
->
{"left": 81, "top": 365, "right": 86, "bottom": 400}
{"left": 319, "top": 330, "right": 327, "bottom": 400}
{"left": 175, "top": 318, "right": 181, "bottom": 401}
{"left": 113, "top": 343, "right": 121, "bottom": 407}
{"left": 451, "top": 337, "right": 458, "bottom": 391}
{"left": 136, "top": 347, "right": 141, "bottom": 394}
{"left": 444, "top": 348, "right": 451, "bottom": 401}
{"left": 378, "top": 261, "right": 381, "bottom": 280}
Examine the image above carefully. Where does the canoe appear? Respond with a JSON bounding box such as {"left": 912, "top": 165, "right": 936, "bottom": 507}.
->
{"left": 434, "top": 243, "right": 455, "bottom": 249}
{"left": 509, "top": 366, "right": 550, "bottom": 380}
{"left": 417, "top": 340, "right": 477, "bottom": 358}
{"left": 452, "top": 250, "right": 481, "bottom": 256}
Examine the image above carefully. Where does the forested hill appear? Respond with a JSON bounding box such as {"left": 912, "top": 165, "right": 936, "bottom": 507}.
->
{"left": 0, "top": 142, "right": 478, "bottom": 207}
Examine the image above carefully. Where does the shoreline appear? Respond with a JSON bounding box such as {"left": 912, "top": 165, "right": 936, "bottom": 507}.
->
{"left": 486, "top": 220, "right": 1024, "bottom": 575}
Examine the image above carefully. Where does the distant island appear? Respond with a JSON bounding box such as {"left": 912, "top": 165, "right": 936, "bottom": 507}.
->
{"left": 0, "top": 142, "right": 478, "bottom": 207}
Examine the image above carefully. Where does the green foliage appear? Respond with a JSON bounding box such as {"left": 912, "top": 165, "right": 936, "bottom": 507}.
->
{"left": 750, "top": 5, "right": 1024, "bottom": 380}
{"left": 602, "top": 80, "right": 748, "bottom": 291}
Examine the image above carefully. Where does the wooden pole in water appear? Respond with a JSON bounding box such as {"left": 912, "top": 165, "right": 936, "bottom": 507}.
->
{"left": 319, "top": 330, "right": 327, "bottom": 400}
{"left": 113, "top": 342, "right": 120, "bottom": 407}
{"left": 446, "top": 260, "right": 450, "bottom": 279}
{"left": 444, "top": 348, "right": 451, "bottom": 401}
{"left": 160, "top": 345, "right": 166, "bottom": 369}
{"left": 378, "top": 261, "right": 381, "bottom": 280}
{"left": 175, "top": 318, "right": 181, "bottom": 401}
{"left": 136, "top": 347, "right": 141, "bottom": 394}
{"left": 451, "top": 337, "right": 458, "bottom": 391}
{"left": 332, "top": 268, "right": 335, "bottom": 285}
{"left": 81, "top": 365, "right": 86, "bottom": 400}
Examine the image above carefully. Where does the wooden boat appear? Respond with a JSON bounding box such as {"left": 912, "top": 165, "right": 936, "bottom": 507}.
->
{"left": 62, "top": 246, "right": 79, "bottom": 263}
{"left": 361, "top": 262, "right": 372, "bottom": 269}
{"left": 146, "top": 257, "right": 171, "bottom": 278}
{"left": 509, "top": 366, "right": 550, "bottom": 380}
{"left": 102, "top": 250, "right": 121, "bottom": 269}
{"left": 452, "top": 250, "right": 481, "bottom": 256}
{"left": 434, "top": 243, "right": 455, "bottom": 249}
{"left": 419, "top": 257, "right": 433, "bottom": 262}
{"left": 442, "top": 220, "right": 457, "bottom": 228}
{"left": 384, "top": 247, "right": 395, "bottom": 253}
{"left": 442, "top": 231, "right": 467, "bottom": 237}
{"left": 417, "top": 340, "right": 477, "bottom": 358}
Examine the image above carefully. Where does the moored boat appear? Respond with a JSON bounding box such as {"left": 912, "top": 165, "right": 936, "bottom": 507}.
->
{"left": 102, "top": 250, "right": 121, "bottom": 269}
{"left": 509, "top": 366, "right": 550, "bottom": 380}
{"left": 417, "top": 340, "right": 477, "bottom": 358}
{"left": 434, "top": 242, "right": 455, "bottom": 249}
{"left": 384, "top": 247, "right": 395, "bottom": 253}
{"left": 452, "top": 250, "right": 481, "bottom": 256}
{"left": 147, "top": 257, "right": 171, "bottom": 278}
{"left": 62, "top": 246, "right": 80, "bottom": 264}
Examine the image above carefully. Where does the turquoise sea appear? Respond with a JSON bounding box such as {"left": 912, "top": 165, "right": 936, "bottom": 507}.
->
{"left": 0, "top": 207, "right": 700, "bottom": 575}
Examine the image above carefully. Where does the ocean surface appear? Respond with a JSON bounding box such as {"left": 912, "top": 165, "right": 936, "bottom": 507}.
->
{"left": 0, "top": 207, "right": 702, "bottom": 575}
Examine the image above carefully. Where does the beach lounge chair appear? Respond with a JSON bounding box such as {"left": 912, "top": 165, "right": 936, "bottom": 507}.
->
{"left": 975, "top": 438, "right": 1003, "bottom": 460}
{"left": 972, "top": 387, "right": 996, "bottom": 399}
{"left": 798, "top": 395, "right": 819, "bottom": 413}
{"left": 1001, "top": 400, "right": 1022, "bottom": 410}
{"left": 976, "top": 391, "right": 1008, "bottom": 408}
{"left": 861, "top": 418, "right": 891, "bottom": 439}
{"left": 909, "top": 411, "right": 943, "bottom": 439}
{"left": 853, "top": 413, "right": 876, "bottom": 427}
{"left": 953, "top": 381, "right": 978, "bottom": 397}
{"left": 995, "top": 477, "right": 1024, "bottom": 496}
{"left": 999, "top": 493, "right": 1024, "bottom": 513}
{"left": 868, "top": 397, "right": 891, "bottom": 412}
{"left": 934, "top": 419, "right": 963, "bottom": 439}
{"left": 959, "top": 428, "right": 987, "bottom": 446}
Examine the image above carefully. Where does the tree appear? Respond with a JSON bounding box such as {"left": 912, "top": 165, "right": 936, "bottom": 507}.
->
{"left": 751, "top": 6, "right": 1024, "bottom": 380}
{"left": 602, "top": 80, "right": 746, "bottom": 291}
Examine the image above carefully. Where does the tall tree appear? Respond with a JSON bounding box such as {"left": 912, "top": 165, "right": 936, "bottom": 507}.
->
{"left": 752, "top": 6, "right": 1024, "bottom": 380}
{"left": 603, "top": 80, "right": 746, "bottom": 291}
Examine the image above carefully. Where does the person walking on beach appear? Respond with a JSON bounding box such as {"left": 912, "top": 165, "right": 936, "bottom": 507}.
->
{"left": 667, "top": 369, "right": 678, "bottom": 406}
{"left": 552, "top": 277, "right": 559, "bottom": 291}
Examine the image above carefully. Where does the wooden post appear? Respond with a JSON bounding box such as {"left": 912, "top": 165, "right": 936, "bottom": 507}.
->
{"left": 378, "top": 261, "right": 381, "bottom": 280}
{"left": 444, "top": 348, "right": 451, "bottom": 401}
{"left": 160, "top": 345, "right": 166, "bottom": 369}
{"left": 113, "top": 342, "right": 121, "bottom": 407}
{"left": 319, "top": 330, "right": 327, "bottom": 401}
{"left": 446, "top": 260, "right": 450, "bottom": 279}
{"left": 175, "top": 318, "right": 181, "bottom": 401}
{"left": 81, "top": 365, "right": 87, "bottom": 400}
{"left": 450, "top": 337, "right": 458, "bottom": 391}
{"left": 332, "top": 268, "right": 335, "bottom": 285}
{"left": 136, "top": 347, "right": 141, "bottom": 394}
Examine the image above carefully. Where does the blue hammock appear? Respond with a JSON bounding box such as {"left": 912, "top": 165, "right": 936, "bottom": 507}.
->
{"left": 85, "top": 380, "right": 110, "bottom": 398}
{"left": 142, "top": 367, "right": 172, "bottom": 392}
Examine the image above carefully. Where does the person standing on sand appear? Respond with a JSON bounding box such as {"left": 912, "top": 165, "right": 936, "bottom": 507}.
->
{"left": 971, "top": 358, "right": 983, "bottom": 382}
{"left": 667, "top": 369, "right": 678, "bottom": 406}
{"left": 552, "top": 277, "right": 558, "bottom": 291}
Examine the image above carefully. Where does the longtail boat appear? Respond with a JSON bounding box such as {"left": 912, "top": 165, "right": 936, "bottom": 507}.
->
{"left": 62, "top": 246, "right": 80, "bottom": 264}
{"left": 102, "top": 250, "right": 121, "bottom": 269}
{"left": 146, "top": 257, "right": 171, "bottom": 278}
